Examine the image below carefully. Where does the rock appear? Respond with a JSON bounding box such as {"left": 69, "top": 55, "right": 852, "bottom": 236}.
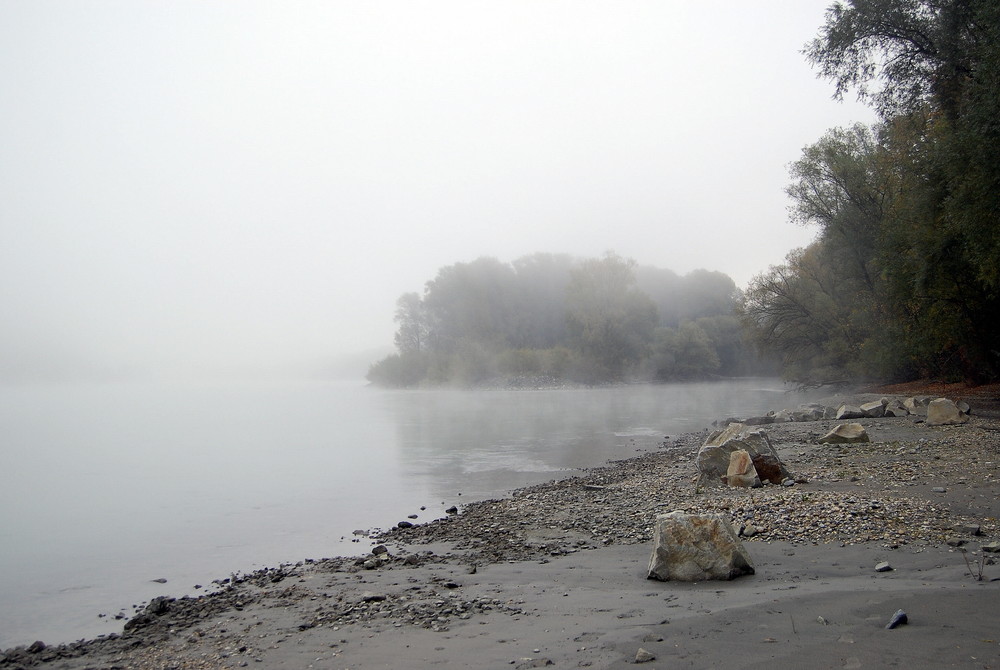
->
{"left": 981, "top": 542, "right": 1000, "bottom": 553}
{"left": 956, "top": 400, "right": 971, "bottom": 414}
{"left": 926, "top": 398, "right": 969, "bottom": 426}
{"left": 883, "top": 399, "right": 909, "bottom": 417}
{"left": 743, "top": 415, "right": 775, "bottom": 426}
{"left": 741, "top": 525, "right": 760, "bottom": 538}
{"left": 770, "top": 409, "right": 795, "bottom": 423}
{"left": 26, "top": 641, "right": 46, "bottom": 654}
{"left": 445, "top": 506, "right": 459, "bottom": 514}
{"left": 360, "top": 591, "right": 386, "bottom": 602}
{"left": 698, "top": 425, "right": 789, "bottom": 485}
{"left": 903, "top": 396, "right": 931, "bottom": 416}
{"left": 371, "top": 544, "right": 389, "bottom": 555}
{"left": 817, "top": 423, "right": 870, "bottom": 444}
{"left": 931, "top": 486, "right": 946, "bottom": 493}
{"left": 957, "top": 524, "right": 982, "bottom": 536}
{"left": 885, "top": 609, "right": 908, "bottom": 629}
{"left": 788, "top": 406, "right": 825, "bottom": 422}
{"left": 875, "top": 561, "right": 892, "bottom": 572}
{"left": 397, "top": 520, "right": 414, "bottom": 528}
{"left": 647, "top": 512, "right": 755, "bottom": 582}
{"left": 860, "top": 401, "right": 886, "bottom": 418}
{"left": 726, "top": 449, "right": 762, "bottom": 488}
{"left": 946, "top": 537, "right": 967, "bottom": 547}
{"left": 635, "top": 648, "right": 656, "bottom": 663}
{"left": 836, "top": 404, "right": 866, "bottom": 420}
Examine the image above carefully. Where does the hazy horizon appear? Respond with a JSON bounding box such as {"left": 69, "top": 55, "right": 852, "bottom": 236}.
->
{"left": 0, "top": 1, "right": 876, "bottom": 382}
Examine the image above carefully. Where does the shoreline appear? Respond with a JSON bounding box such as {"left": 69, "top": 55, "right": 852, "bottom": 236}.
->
{"left": 4, "top": 394, "right": 1000, "bottom": 669}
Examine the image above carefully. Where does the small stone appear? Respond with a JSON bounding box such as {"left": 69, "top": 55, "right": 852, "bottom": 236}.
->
{"left": 981, "top": 542, "right": 1000, "bottom": 553}
{"left": 371, "top": 544, "right": 389, "bottom": 555}
{"left": 782, "top": 478, "right": 795, "bottom": 487}
{"left": 151, "top": 578, "right": 168, "bottom": 584}
{"left": 408, "top": 514, "right": 418, "bottom": 519}
{"left": 946, "top": 537, "right": 967, "bottom": 547}
{"left": 885, "top": 609, "right": 908, "bottom": 629}
{"left": 27, "top": 641, "right": 46, "bottom": 653}
{"left": 635, "top": 648, "right": 656, "bottom": 663}
{"left": 875, "top": 562, "right": 893, "bottom": 572}
{"left": 957, "top": 524, "right": 982, "bottom": 536}
{"left": 397, "top": 520, "right": 414, "bottom": 528}
{"left": 360, "top": 591, "right": 386, "bottom": 602}
{"left": 445, "top": 506, "right": 459, "bottom": 514}
{"left": 931, "top": 487, "right": 946, "bottom": 493}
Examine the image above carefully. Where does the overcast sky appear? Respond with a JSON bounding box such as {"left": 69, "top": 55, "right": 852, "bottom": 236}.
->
{"left": 0, "top": 1, "right": 875, "bottom": 381}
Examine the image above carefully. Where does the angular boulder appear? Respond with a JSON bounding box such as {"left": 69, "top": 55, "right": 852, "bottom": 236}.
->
{"left": 726, "top": 449, "right": 762, "bottom": 488}
{"left": 836, "top": 404, "right": 865, "bottom": 420}
{"left": 697, "top": 424, "right": 789, "bottom": 485}
{"left": 860, "top": 401, "right": 886, "bottom": 418}
{"left": 817, "top": 422, "right": 870, "bottom": 444}
{"left": 926, "top": 398, "right": 969, "bottom": 426}
{"left": 647, "top": 512, "right": 755, "bottom": 582}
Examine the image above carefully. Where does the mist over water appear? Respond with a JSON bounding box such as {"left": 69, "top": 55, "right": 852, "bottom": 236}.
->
{"left": 0, "top": 378, "right": 819, "bottom": 648}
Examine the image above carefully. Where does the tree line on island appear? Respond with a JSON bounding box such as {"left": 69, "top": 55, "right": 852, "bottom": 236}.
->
{"left": 369, "top": 0, "right": 1000, "bottom": 388}
{"left": 367, "top": 253, "right": 776, "bottom": 387}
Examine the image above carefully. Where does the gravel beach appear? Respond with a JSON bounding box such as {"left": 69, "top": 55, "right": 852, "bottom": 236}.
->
{"left": 4, "top": 391, "right": 999, "bottom": 670}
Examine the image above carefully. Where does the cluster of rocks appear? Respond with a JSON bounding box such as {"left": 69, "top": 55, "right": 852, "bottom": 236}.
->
{"left": 697, "top": 397, "right": 974, "bottom": 489}
{"left": 727, "top": 396, "right": 971, "bottom": 427}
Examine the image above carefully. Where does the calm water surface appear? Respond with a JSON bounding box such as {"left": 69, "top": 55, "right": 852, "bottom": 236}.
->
{"left": 0, "top": 378, "right": 817, "bottom": 648}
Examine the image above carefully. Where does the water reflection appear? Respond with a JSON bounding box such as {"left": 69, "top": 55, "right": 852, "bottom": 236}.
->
{"left": 377, "top": 380, "right": 813, "bottom": 502}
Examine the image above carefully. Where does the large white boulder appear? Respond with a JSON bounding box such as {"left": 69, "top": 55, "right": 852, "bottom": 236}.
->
{"left": 647, "top": 512, "right": 755, "bottom": 582}
{"left": 817, "top": 422, "right": 870, "bottom": 444}
{"left": 926, "top": 398, "right": 969, "bottom": 426}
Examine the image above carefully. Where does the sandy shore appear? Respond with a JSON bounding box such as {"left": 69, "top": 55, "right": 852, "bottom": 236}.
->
{"left": 3, "top": 393, "right": 1000, "bottom": 670}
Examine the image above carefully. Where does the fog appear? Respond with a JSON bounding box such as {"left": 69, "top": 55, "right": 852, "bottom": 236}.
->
{"left": 0, "top": 1, "right": 875, "bottom": 382}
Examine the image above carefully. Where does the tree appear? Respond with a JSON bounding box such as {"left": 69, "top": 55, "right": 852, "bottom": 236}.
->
{"left": 806, "top": 0, "right": 983, "bottom": 120}
{"left": 421, "top": 257, "right": 519, "bottom": 352}
{"left": 393, "top": 292, "right": 428, "bottom": 353}
{"left": 565, "top": 252, "right": 659, "bottom": 379}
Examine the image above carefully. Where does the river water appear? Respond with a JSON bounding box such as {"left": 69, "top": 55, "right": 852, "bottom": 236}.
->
{"left": 0, "top": 378, "right": 818, "bottom": 648}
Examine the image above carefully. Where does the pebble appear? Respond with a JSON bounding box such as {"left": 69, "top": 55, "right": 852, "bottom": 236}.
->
{"left": 875, "top": 562, "right": 893, "bottom": 572}
{"left": 885, "top": 609, "right": 908, "bottom": 629}
{"left": 635, "top": 648, "right": 656, "bottom": 663}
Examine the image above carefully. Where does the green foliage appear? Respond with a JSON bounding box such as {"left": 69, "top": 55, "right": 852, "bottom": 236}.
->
{"left": 746, "top": 0, "right": 1000, "bottom": 384}
{"left": 646, "top": 322, "right": 721, "bottom": 381}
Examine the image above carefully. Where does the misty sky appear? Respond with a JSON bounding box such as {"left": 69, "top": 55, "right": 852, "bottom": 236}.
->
{"left": 0, "top": 1, "right": 875, "bottom": 381}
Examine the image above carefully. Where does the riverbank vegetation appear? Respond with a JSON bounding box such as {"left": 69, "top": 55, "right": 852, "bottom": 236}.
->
{"left": 741, "top": 0, "right": 1000, "bottom": 384}
{"left": 370, "top": 0, "right": 1000, "bottom": 388}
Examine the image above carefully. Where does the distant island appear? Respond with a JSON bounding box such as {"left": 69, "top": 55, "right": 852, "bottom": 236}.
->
{"left": 367, "top": 252, "right": 776, "bottom": 388}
